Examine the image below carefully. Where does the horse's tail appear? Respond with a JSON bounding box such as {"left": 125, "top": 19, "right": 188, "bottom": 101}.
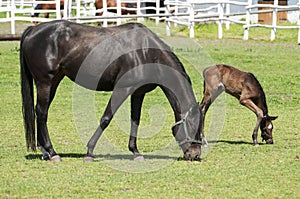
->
{"left": 20, "top": 26, "right": 36, "bottom": 151}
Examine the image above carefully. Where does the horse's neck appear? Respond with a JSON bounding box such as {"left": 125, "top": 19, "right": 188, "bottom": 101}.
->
{"left": 257, "top": 91, "right": 269, "bottom": 116}
{"left": 161, "top": 85, "right": 197, "bottom": 121}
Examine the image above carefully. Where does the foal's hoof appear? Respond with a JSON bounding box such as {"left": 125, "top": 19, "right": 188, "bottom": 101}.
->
{"left": 134, "top": 155, "right": 145, "bottom": 162}
{"left": 50, "top": 155, "right": 62, "bottom": 162}
{"left": 83, "top": 156, "right": 94, "bottom": 162}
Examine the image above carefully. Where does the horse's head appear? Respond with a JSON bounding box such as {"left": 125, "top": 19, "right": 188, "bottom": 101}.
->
{"left": 260, "top": 115, "right": 278, "bottom": 144}
{"left": 172, "top": 105, "right": 202, "bottom": 161}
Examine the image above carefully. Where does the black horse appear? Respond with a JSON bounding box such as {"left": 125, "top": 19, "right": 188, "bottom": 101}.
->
{"left": 20, "top": 20, "right": 202, "bottom": 162}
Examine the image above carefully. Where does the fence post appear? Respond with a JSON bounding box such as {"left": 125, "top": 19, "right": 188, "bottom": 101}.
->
{"left": 225, "top": 0, "right": 230, "bottom": 30}
{"left": 243, "top": 0, "right": 251, "bottom": 40}
{"left": 155, "top": 0, "right": 159, "bottom": 24}
{"left": 103, "top": 0, "right": 108, "bottom": 27}
{"left": 10, "top": 0, "right": 15, "bottom": 34}
{"left": 165, "top": 1, "right": 171, "bottom": 36}
{"left": 270, "top": 0, "right": 278, "bottom": 41}
{"left": 188, "top": 0, "right": 194, "bottom": 38}
{"left": 217, "top": 1, "right": 224, "bottom": 39}
{"left": 137, "top": 0, "right": 141, "bottom": 22}
{"left": 117, "top": 0, "right": 121, "bottom": 25}
{"left": 56, "top": 0, "right": 61, "bottom": 19}
{"left": 76, "top": 0, "right": 81, "bottom": 23}
{"left": 298, "top": 1, "right": 300, "bottom": 44}
{"left": 63, "top": 0, "right": 68, "bottom": 19}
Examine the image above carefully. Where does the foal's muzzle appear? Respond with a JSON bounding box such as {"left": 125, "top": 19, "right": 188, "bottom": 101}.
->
{"left": 265, "top": 139, "right": 274, "bottom": 144}
{"left": 261, "top": 131, "right": 273, "bottom": 144}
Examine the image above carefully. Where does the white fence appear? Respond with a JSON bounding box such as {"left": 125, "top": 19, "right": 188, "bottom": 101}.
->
{"left": 0, "top": 0, "right": 300, "bottom": 42}
{"left": 165, "top": 0, "right": 300, "bottom": 43}
{"left": 0, "top": 0, "right": 165, "bottom": 34}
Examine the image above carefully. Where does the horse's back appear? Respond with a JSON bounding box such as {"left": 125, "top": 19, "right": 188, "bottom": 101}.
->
{"left": 21, "top": 20, "right": 184, "bottom": 91}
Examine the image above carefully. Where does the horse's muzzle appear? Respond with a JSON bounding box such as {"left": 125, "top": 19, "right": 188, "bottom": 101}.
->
{"left": 184, "top": 144, "right": 201, "bottom": 161}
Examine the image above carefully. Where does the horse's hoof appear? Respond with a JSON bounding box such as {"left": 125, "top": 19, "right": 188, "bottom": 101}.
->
{"left": 84, "top": 156, "right": 94, "bottom": 162}
{"left": 134, "top": 155, "right": 145, "bottom": 162}
{"left": 254, "top": 144, "right": 259, "bottom": 147}
{"left": 50, "top": 155, "right": 62, "bottom": 162}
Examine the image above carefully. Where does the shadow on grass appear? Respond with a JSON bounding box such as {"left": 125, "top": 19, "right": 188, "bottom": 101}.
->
{"left": 25, "top": 153, "right": 178, "bottom": 161}
{"left": 210, "top": 140, "right": 254, "bottom": 145}
{"left": 25, "top": 153, "right": 85, "bottom": 160}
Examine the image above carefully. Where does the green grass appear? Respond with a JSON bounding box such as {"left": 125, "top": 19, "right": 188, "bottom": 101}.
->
{"left": 0, "top": 21, "right": 299, "bottom": 198}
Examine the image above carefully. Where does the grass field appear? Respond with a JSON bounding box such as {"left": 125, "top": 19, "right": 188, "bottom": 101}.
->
{"left": 0, "top": 21, "right": 299, "bottom": 198}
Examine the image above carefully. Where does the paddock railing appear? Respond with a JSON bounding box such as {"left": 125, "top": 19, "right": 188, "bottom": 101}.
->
{"left": 165, "top": 0, "right": 300, "bottom": 43}
{"left": 0, "top": 0, "right": 300, "bottom": 43}
{"left": 0, "top": 0, "right": 166, "bottom": 34}
{"left": 243, "top": 0, "right": 300, "bottom": 42}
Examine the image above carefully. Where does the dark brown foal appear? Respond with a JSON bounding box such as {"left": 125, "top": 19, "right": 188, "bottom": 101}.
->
{"left": 200, "top": 64, "right": 277, "bottom": 146}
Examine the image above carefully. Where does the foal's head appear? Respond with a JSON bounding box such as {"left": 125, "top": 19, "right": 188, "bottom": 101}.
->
{"left": 260, "top": 116, "right": 278, "bottom": 144}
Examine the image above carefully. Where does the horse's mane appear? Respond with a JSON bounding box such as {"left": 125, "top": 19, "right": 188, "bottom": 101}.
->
{"left": 167, "top": 50, "right": 192, "bottom": 84}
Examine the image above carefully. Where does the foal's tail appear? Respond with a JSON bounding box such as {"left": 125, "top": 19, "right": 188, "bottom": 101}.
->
{"left": 20, "top": 26, "right": 36, "bottom": 151}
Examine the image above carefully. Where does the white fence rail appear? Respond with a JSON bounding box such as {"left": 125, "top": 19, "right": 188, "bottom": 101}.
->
{"left": 165, "top": 0, "right": 300, "bottom": 43}
{"left": 0, "top": 0, "right": 300, "bottom": 43}
{"left": 0, "top": 0, "right": 165, "bottom": 34}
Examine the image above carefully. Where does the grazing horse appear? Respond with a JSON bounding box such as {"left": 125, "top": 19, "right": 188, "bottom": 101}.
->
{"left": 200, "top": 64, "right": 277, "bottom": 146}
{"left": 94, "top": 0, "right": 136, "bottom": 16}
{"left": 20, "top": 20, "right": 202, "bottom": 162}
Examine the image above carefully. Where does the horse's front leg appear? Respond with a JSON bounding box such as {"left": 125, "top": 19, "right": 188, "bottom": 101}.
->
{"left": 252, "top": 115, "right": 263, "bottom": 146}
{"left": 240, "top": 98, "right": 263, "bottom": 146}
{"left": 85, "top": 89, "right": 131, "bottom": 162}
{"left": 128, "top": 94, "right": 145, "bottom": 161}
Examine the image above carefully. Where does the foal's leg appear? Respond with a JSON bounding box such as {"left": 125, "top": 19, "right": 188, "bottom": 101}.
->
{"left": 200, "top": 83, "right": 224, "bottom": 146}
{"left": 128, "top": 94, "right": 145, "bottom": 161}
{"left": 85, "top": 89, "right": 131, "bottom": 162}
{"left": 239, "top": 98, "right": 263, "bottom": 146}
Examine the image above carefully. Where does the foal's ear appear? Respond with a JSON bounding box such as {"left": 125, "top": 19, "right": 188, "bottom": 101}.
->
{"left": 268, "top": 116, "right": 278, "bottom": 121}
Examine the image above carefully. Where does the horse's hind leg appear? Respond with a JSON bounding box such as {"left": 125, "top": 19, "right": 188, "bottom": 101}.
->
{"left": 36, "top": 74, "right": 64, "bottom": 161}
{"left": 36, "top": 84, "right": 59, "bottom": 161}
{"left": 128, "top": 94, "right": 145, "bottom": 161}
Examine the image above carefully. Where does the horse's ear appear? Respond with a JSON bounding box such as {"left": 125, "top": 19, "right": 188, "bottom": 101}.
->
{"left": 268, "top": 116, "right": 278, "bottom": 121}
